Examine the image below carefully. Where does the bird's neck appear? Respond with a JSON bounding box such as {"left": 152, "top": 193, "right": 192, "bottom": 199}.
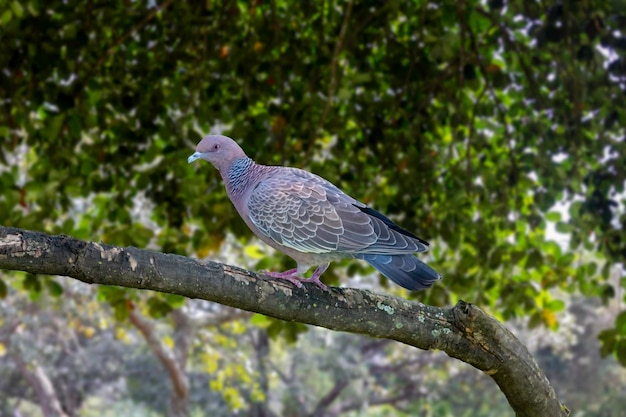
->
{"left": 225, "top": 157, "right": 256, "bottom": 199}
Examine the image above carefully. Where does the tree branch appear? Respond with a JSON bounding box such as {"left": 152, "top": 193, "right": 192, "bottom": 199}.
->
{"left": 128, "top": 306, "right": 189, "bottom": 415}
{"left": 337, "top": 390, "right": 422, "bottom": 415}
{"left": 2, "top": 320, "right": 69, "bottom": 417}
{"left": 11, "top": 355, "right": 69, "bottom": 417}
{"left": 310, "top": 378, "right": 349, "bottom": 417}
{"left": 0, "top": 226, "right": 569, "bottom": 417}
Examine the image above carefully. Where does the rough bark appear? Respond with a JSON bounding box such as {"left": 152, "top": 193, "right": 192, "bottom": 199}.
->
{"left": 0, "top": 226, "right": 570, "bottom": 417}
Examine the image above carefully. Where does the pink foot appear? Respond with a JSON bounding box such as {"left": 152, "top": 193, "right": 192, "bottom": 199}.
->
{"left": 259, "top": 265, "right": 330, "bottom": 291}
{"left": 260, "top": 269, "right": 303, "bottom": 288}
{"left": 308, "top": 264, "right": 329, "bottom": 291}
{"left": 261, "top": 268, "right": 298, "bottom": 278}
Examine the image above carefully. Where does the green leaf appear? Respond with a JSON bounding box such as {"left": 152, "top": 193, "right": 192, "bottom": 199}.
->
{"left": 585, "top": 262, "right": 597, "bottom": 278}
{"left": 98, "top": 286, "right": 128, "bottom": 303}
{"left": 45, "top": 280, "right": 64, "bottom": 297}
{"left": 598, "top": 329, "right": 617, "bottom": 357}
{"left": 147, "top": 296, "right": 173, "bottom": 319}
{"left": 26, "top": 0, "right": 39, "bottom": 17}
{"left": 525, "top": 250, "right": 543, "bottom": 268}
{"left": 44, "top": 114, "right": 66, "bottom": 140}
{"left": 23, "top": 274, "right": 41, "bottom": 294}
{"left": 488, "top": 246, "right": 503, "bottom": 269}
{"left": 130, "top": 224, "right": 154, "bottom": 247}
{"left": 616, "top": 339, "right": 626, "bottom": 367}
{"left": 545, "top": 211, "right": 561, "bottom": 222}
{"left": 111, "top": 300, "right": 129, "bottom": 321}
{"left": 557, "top": 252, "right": 575, "bottom": 267}
{"left": 250, "top": 314, "right": 272, "bottom": 327}
{"left": 283, "top": 322, "right": 308, "bottom": 344}
{"left": 0, "top": 10, "right": 12, "bottom": 26}
{"left": 555, "top": 222, "right": 575, "bottom": 233}
{"left": 0, "top": 279, "right": 7, "bottom": 299}
{"left": 10, "top": 1, "right": 24, "bottom": 18}
{"left": 351, "top": 73, "right": 371, "bottom": 83}
{"left": 528, "top": 312, "right": 542, "bottom": 329}
{"left": 164, "top": 294, "right": 186, "bottom": 309}
{"left": 546, "top": 299, "right": 565, "bottom": 312}
{"left": 616, "top": 311, "right": 626, "bottom": 334}
{"left": 61, "top": 218, "right": 75, "bottom": 233}
{"left": 600, "top": 284, "right": 615, "bottom": 305}
{"left": 266, "top": 320, "right": 284, "bottom": 340}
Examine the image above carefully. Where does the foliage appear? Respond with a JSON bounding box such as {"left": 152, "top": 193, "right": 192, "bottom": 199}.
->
{"left": 1, "top": 0, "right": 626, "bottom": 414}
{"left": 2, "top": 0, "right": 625, "bottom": 318}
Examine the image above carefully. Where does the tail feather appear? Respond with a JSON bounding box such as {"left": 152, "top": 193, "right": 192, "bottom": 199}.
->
{"left": 356, "top": 254, "right": 441, "bottom": 291}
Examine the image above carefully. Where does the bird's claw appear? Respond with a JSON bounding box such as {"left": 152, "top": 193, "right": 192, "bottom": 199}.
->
{"left": 259, "top": 269, "right": 329, "bottom": 291}
{"left": 306, "top": 277, "right": 329, "bottom": 291}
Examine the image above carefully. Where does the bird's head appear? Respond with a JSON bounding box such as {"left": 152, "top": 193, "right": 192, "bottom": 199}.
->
{"left": 188, "top": 135, "right": 248, "bottom": 173}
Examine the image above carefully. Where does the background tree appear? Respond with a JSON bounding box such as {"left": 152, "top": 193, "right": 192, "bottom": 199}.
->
{"left": 1, "top": 0, "right": 625, "bottom": 415}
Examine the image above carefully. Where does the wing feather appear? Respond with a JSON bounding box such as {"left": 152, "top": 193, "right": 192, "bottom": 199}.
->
{"left": 247, "top": 167, "right": 429, "bottom": 255}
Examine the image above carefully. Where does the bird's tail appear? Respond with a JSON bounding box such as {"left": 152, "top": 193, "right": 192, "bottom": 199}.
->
{"left": 356, "top": 254, "right": 441, "bottom": 291}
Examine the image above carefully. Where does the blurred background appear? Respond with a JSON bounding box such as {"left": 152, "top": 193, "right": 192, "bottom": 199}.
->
{"left": 1, "top": 0, "right": 625, "bottom": 416}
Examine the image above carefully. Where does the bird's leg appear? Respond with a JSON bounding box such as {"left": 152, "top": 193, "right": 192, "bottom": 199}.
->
{"left": 307, "top": 264, "right": 329, "bottom": 291}
{"left": 259, "top": 269, "right": 304, "bottom": 288}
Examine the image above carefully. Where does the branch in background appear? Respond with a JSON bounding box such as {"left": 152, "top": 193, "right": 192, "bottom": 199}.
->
{"left": 0, "top": 226, "right": 569, "bottom": 417}
{"left": 130, "top": 304, "right": 249, "bottom": 416}
{"left": 1, "top": 321, "right": 69, "bottom": 417}
{"left": 11, "top": 355, "right": 69, "bottom": 417}
{"left": 128, "top": 307, "right": 189, "bottom": 398}
{"left": 171, "top": 309, "right": 193, "bottom": 369}
{"left": 338, "top": 391, "right": 421, "bottom": 415}
{"left": 310, "top": 378, "right": 350, "bottom": 417}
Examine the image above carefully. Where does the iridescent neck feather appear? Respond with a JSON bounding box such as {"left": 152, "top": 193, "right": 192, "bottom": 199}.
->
{"left": 226, "top": 157, "right": 256, "bottom": 198}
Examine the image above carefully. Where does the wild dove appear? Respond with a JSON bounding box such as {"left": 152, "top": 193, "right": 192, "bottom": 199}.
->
{"left": 188, "top": 135, "right": 441, "bottom": 290}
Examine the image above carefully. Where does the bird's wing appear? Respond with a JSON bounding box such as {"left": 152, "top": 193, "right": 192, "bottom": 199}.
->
{"left": 247, "top": 168, "right": 374, "bottom": 253}
{"left": 247, "top": 168, "right": 428, "bottom": 255}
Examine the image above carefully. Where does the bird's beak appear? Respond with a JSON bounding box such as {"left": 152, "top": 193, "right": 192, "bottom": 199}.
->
{"left": 187, "top": 152, "right": 203, "bottom": 164}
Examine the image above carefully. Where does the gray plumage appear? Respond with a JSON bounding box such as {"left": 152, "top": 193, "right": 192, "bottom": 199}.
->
{"left": 188, "top": 135, "right": 441, "bottom": 290}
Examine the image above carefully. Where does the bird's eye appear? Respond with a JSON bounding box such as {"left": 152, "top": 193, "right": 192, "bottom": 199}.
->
{"left": 212, "top": 144, "right": 220, "bottom": 151}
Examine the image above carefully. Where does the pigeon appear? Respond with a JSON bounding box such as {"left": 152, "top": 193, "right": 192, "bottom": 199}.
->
{"left": 188, "top": 135, "right": 441, "bottom": 291}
